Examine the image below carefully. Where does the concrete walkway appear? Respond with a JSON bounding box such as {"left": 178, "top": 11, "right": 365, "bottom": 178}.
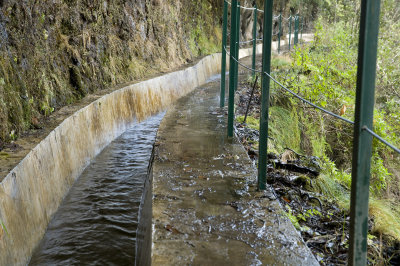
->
{"left": 150, "top": 73, "right": 319, "bottom": 265}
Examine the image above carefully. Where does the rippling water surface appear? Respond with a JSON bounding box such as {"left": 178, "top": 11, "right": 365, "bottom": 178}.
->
{"left": 29, "top": 112, "right": 164, "bottom": 266}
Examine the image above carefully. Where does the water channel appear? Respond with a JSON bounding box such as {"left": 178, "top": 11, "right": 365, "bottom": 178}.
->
{"left": 29, "top": 112, "right": 165, "bottom": 265}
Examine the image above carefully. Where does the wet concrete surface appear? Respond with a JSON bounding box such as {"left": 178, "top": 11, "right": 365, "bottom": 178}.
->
{"left": 151, "top": 74, "right": 319, "bottom": 265}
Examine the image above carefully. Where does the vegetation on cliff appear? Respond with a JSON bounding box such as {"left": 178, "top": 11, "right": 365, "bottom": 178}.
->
{"left": 0, "top": 0, "right": 222, "bottom": 143}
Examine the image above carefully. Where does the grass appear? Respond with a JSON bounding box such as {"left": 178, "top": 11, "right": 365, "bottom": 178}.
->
{"left": 246, "top": 52, "right": 400, "bottom": 243}
{"left": 269, "top": 106, "right": 301, "bottom": 154}
{"left": 236, "top": 115, "right": 259, "bottom": 130}
{"left": 312, "top": 168, "right": 400, "bottom": 242}
{"left": 369, "top": 199, "right": 400, "bottom": 241}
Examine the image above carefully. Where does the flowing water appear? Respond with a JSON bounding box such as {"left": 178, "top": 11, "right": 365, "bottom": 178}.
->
{"left": 29, "top": 112, "right": 165, "bottom": 266}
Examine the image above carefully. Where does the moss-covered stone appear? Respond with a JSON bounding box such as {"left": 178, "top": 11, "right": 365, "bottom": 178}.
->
{"left": 0, "top": 0, "right": 222, "bottom": 142}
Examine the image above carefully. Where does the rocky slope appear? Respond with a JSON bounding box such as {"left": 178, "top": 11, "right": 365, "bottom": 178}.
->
{"left": 0, "top": 0, "right": 222, "bottom": 142}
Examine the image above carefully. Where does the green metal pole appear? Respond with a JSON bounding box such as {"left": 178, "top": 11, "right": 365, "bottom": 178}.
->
{"left": 288, "top": 15, "right": 292, "bottom": 50}
{"left": 252, "top": 4, "right": 258, "bottom": 77}
{"left": 227, "top": 0, "right": 238, "bottom": 138}
{"left": 349, "top": 0, "right": 381, "bottom": 265}
{"left": 220, "top": 0, "right": 228, "bottom": 108}
{"left": 258, "top": 0, "right": 273, "bottom": 190}
{"left": 234, "top": 1, "right": 241, "bottom": 92}
{"left": 294, "top": 15, "right": 299, "bottom": 46}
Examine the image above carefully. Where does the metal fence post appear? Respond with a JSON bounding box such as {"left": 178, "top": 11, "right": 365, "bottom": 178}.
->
{"left": 220, "top": 0, "right": 228, "bottom": 108}
{"left": 278, "top": 13, "right": 281, "bottom": 54}
{"left": 288, "top": 15, "right": 292, "bottom": 50}
{"left": 252, "top": 4, "right": 258, "bottom": 77}
{"left": 227, "top": 0, "right": 238, "bottom": 138}
{"left": 234, "top": 2, "right": 241, "bottom": 92}
{"left": 349, "top": 0, "right": 381, "bottom": 265}
{"left": 258, "top": 0, "right": 273, "bottom": 190}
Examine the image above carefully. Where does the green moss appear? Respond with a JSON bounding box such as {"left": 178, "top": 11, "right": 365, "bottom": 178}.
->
{"left": 236, "top": 115, "right": 259, "bottom": 130}
{"left": 0, "top": 152, "right": 10, "bottom": 158}
{"left": 0, "top": 1, "right": 222, "bottom": 142}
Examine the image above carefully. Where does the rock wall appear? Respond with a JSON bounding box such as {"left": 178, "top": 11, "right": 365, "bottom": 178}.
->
{"left": 0, "top": 0, "right": 221, "bottom": 142}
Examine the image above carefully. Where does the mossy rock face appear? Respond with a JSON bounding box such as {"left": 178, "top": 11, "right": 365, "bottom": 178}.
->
{"left": 69, "top": 66, "right": 85, "bottom": 97}
{"left": 0, "top": 0, "right": 223, "bottom": 141}
{"left": 2, "top": 0, "right": 315, "bottom": 142}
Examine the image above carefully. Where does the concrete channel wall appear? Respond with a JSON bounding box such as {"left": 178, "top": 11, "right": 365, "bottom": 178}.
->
{"left": 0, "top": 42, "right": 264, "bottom": 265}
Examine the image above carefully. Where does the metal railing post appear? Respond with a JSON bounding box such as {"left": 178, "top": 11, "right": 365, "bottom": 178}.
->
{"left": 278, "top": 13, "right": 282, "bottom": 54}
{"left": 349, "top": 0, "right": 381, "bottom": 265}
{"left": 258, "top": 0, "right": 273, "bottom": 190}
{"left": 288, "top": 15, "right": 292, "bottom": 50}
{"left": 220, "top": 0, "right": 228, "bottom": 108}
{"left": 234, "top": 2, "right": 241, "bottom": 92}
{"left": 252, "top": 4, "right": 258, "bottom": 77}
{"left": 227, "top": 0, "right": 238, "bottom": 138}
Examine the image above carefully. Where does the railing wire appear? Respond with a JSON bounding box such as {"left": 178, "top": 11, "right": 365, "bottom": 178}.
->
{"left": 223, "top": 46, "right": 355, "bottom": 125}
{"left": 225, "top": 0, "right": 264, "bottom": 13}
{"left": 363, "top": 126, "right": 400, "bottom": 154}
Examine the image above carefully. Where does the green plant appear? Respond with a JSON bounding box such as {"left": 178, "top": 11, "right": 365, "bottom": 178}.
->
{"left": 40, "top": 101, "right": 54, "bottom": 116}
{"left": 371, "top": 153, "right": 391, "bottom": 194}
{"left": 0, "top": 219, "right": 8, "bottom": 237}
{"left": 40, "top": 13, "right": 46, "bottom": 24}
{"left": 43, "top": 29, "right": 49, "bottom": 40}
{"left": 9, "top": 130, "right": 16, "bottom": 141}
{"left": 297, "top": 208, "right": 322, "bottom": 222}
{"left": 284, "top": 205, "right": 301, "bottom": 230}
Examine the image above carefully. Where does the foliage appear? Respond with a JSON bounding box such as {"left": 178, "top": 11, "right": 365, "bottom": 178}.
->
{"left": 284, "top": 204, "right": 324, "bottom": 232}
{"left": 296, "top": 208, "right": 322, "bottom": 222}
{"left": 287, "top": 20, "right": 398, "bottom": 196}
{"left": 284, "top": 205, "right": 302, "bottom": 230}
{"left": 320, "top": 155, "right": 351, "bottom": 190}
{"left": 276, "top": 2, "right": 400, "bottom": 243}
{"left": 254, "top": 3, "right": 400, "bottom": 243}
{"left": 236, "top": 115, "right": 259, "bottom": 130}
{"left": 290, "top": 21, "right": 357, "bottom": 114}
{"left": 269, "top": 106, "right": 302, "bottom": 153}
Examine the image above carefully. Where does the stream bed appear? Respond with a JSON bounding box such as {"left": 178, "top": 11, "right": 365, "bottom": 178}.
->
{"left": 29, "top": 112, "right": 164, "bottom": 266}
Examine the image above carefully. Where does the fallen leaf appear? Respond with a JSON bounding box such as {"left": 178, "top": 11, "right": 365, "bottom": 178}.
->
{"left": 282, "top": 197, "right": 291, "bottom": 203}
{"left": 340, "top": 105, "right": 346, "bottom": 116}
{"left": 164, "top": 224, "right": 182, "bottom": 234}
